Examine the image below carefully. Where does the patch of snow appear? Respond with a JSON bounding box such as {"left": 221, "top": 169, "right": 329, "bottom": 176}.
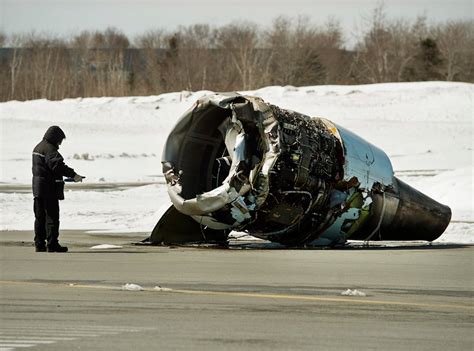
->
{"left": 121, "top": 283, "right": 144, "bottom": 291}
{"left": 0, "top": 82, "right": 472, "bottom": 244}
{"left": 90, "top": 244, "right": 123, "bottom": 250}
{"left": 341, "top": 289, "right": 367, "bottom": 297}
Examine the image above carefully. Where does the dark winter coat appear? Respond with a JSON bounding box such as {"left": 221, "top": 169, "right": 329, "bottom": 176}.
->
{"left": 32, "top": 126, "right": 76, "bottom": 200}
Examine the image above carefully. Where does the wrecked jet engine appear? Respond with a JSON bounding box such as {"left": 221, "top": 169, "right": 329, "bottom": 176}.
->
{"left": 150, "top": 93, "right": 451, "bottom": 247}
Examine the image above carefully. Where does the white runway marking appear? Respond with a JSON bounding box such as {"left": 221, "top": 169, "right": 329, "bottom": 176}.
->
{"left": 0, "top": 336, "right": 76, "bottom": 341}
{"left": 0, "top": 325, "right": 153, "bottom": 350}
{"left": 0, "top": 326, "right": 150, "bottom": 332}
{"left": 0, "top": 345, "right": 34, "bottom": 348}
{"left": 0, "top": 340, "right": 55, "bottom": 344}
{"left": 0, "top": 331, "right": 99, "bottom": 337}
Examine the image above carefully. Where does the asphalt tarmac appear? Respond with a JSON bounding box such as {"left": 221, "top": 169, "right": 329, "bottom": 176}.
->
{"left": 0, "top": 230, "right": 473, "bottom": 350}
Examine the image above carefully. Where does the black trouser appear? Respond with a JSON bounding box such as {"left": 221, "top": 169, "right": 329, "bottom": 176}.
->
{"left": 34, "top": 197, "right": 60, "bottom": 247}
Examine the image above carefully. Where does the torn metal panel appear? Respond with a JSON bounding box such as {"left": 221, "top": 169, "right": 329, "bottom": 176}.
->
{"left": 154, "top": 93, "right": 451, "bottom": 247}
{"left": 150, "top": 205, "right": 228, "bottom": 245}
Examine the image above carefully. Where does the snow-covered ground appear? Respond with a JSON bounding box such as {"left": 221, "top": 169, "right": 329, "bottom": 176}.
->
{"left": 0, "top": 82, "right": 472, "bottom": 243}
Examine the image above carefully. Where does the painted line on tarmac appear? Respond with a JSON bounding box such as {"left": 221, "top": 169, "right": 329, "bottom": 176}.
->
{"left": 0, "top": 324, "right": 154, "bottom": 350}
{"left": 0, "top": 326, "right": 148, "bottom": 332}
{"left": 1, "top": 279, "right": 472, "bottom": 311}
{"left": 0, "top": 344, "right": 34, "bottom": 348}
{"left": 0, "top": 340, "right": 55, "bottom": 344}
{"left": 0, "top": 335, "right": 76, "bottom": 341}
{"left": 169, "top": 289, "right": 474, "bottom": 311}
{"left": 0, "top": 331, "right": 99, "bottom": 337}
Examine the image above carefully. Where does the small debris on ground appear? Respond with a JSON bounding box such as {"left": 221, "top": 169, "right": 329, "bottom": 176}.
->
{"left": 121, "top": 283, "right": 144, "bottom": 291}
{"left": 341, "top": 289, "right": 367, "bottom": 297}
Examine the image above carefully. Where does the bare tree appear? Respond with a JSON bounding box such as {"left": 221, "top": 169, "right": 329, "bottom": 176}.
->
{"left": 1, "top": 16, "right": 473, "bottom": 101}
{"left": 266, "top": 16, "right": 345, "bottom": 86}
{"left": 433, "top": 20, "right": 474, "bottom": 81}
{"left": 0, "top": 32, "right": 6, "bottom": 47}
{"left": 69, "top": 28, "right": 131, "bottom": 97}
{"left": 134, "top": 29, "right": 166, "bottom": 49}
{"left": 7, "top": 34, "right": 26, "bottom": 100}
{"left": 177, "top": 24, "right": 218, "bottom": 91}
{"left": 266, "top": 16, "right": 298, "bottom": 85}
{"left": 216, "top": 22, "right": 270, "bottom": 90}
{"left": 134, "top": 29, "right": 167, "bottom": 94}
{"left": 352, "top": 3, "right": 433, "bottom": 83}
{"left": 353, "top": 4, "right": 395, "bottom": 83}
{"left": 15, "top": 33, "right": 71, "bottom": 100}
{"left": 157, "top": 25, "right": 216, "bottom": 92}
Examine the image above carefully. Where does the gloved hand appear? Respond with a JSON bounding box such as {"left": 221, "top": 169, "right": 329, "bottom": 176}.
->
{"left": 74, "top": 174, "right": 85, "bottom": 182}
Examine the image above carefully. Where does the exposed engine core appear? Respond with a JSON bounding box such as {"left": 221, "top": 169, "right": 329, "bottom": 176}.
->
{"left": 154, "top": 93, "right": 451, "bottom": 247}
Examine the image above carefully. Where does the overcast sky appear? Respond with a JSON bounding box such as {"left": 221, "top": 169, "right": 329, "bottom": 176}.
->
{"left": 1, "top": 0, "right": 472, "bottom": 42}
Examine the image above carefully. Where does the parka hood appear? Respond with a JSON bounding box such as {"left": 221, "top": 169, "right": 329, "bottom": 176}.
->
{"left": 43, "top": 126, "right": 66, "bottom": 146}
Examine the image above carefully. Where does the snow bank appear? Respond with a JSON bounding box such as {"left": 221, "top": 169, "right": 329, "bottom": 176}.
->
{"left": 0, "top": 184, "right": 169, "bottom": 233}
{"left": 90, "top": 244, "right": 123, "bottom": 250}
{"left": 1, "top": 82, "right": 472, "bottom": 244}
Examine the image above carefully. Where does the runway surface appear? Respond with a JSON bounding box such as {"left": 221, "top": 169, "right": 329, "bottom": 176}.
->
{"left": 0, "top": 230, "right": 473, "bottom": 350}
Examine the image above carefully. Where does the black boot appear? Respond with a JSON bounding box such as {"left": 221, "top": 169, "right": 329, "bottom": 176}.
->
{"left": 35, "top": 244, "right": 46, "bottom": 252}
{"left": 47, "top": 243, "right": 68, "bottom": 253}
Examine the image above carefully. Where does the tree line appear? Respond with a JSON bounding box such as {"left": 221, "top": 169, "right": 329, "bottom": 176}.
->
{"left": 1, "top": 7, "right": 473, "bottom": 102}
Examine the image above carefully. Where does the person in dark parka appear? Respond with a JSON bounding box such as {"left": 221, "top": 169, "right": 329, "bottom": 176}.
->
{"left": 32, "top": 126, "right": 85, "bottom": 252}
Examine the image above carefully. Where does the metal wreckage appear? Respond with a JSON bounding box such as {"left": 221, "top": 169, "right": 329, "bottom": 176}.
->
{"left": 149, "top": 93, "right": 451, "bottom": 247}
